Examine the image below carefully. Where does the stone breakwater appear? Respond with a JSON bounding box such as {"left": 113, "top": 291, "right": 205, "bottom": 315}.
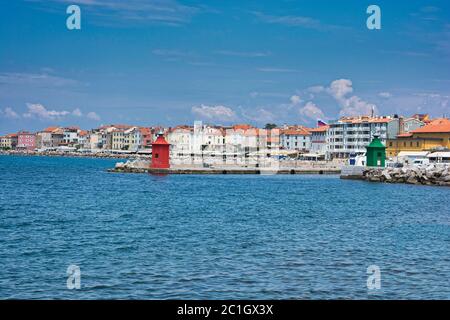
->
{"left": 109, "top": 159, "right": 342, "bottom": 175}
{"left": 363, "top": 165, "right": 450, "bottom": 187}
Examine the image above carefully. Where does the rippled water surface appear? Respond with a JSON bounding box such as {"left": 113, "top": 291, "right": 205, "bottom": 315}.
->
{"left": 0, "top": 155, "right": 449, "bottom": 299}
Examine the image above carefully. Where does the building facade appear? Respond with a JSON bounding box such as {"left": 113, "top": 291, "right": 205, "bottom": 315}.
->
{"left": 111, "top": 129, "right": 126, "bottom": 150}
{"left": 0, "top": 134, "right": 18, "bottom": 149}
{"left": 309, "top": 126, "right": 329, "bottom": 155}
{"left": 62, "top": 127, "right": 80, "bottom": 146}
{"left": 387, "top": 118, "right": 450, "bottom": 157}
{"left": 280, "top": 127, "right": 311, "bottom": 151}
{"left": 140, "top": 127, "right": 153, "bottom": 150}
{"left": 17, "top": 131, "right": 36, "bottom": 150}
{"left": 124, "top": 127, "right": 142, "bottom": 152}
{"left": 401, "top": 117, "right": 425, "bottom": 134}
{"left": 327, "top": 116, "right": 400, "bottom": 158}
{"left": 36, "top": 127, "right": 64, "bottom": 149}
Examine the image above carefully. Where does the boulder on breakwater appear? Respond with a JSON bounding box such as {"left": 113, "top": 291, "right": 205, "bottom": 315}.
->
{"left": 363, "top": 164, "right": 450, "bottom": 187}
{"left": 112, "top": 159, "right": 151, "bottom": 173}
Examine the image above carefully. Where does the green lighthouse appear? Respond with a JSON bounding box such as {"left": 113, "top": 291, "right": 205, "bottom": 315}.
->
{"left": 366, "top": 135, "right": 386, "bottom": 167}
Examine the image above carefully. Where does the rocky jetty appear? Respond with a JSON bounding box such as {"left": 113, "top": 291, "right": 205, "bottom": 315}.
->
{"left": 363, "top": 164, "right": 450, "bottom": 186}
{"left": 112, "top": 159, "right": 151, "bottom": 173}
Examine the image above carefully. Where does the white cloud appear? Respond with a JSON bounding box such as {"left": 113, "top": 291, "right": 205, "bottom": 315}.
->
{"left": 290, "top": 95, "right": 301, "bottom": 105}
{"left": 414, "top": 93, "right": 449, "bottom": 111}
{"left": 242, "top": 108, "right": 276, "bottom": 123}
{"left": 299, "top": 102, "right": 325, "bottom": 120}
{"left": 326, "top": 79, "right": 378, "bottom": 116}
{"left": 327, "top": 79, "right": 354, "bottom": 101}
{"left": 378, "top": 92, "right": 392, "bottom": 99}
{"left": 23, "top": 103, "right": 70, "bottom": 120}
{"left": 0, "top": 107, "right": 20, "bottom": 119}
{"left": 191, "top": 104, "right": 236, "bottom": 121}
{"left": 87, "top": 112, "right": 101, "bottom": 121}
{"left": 72, "top": 108, "right": 83, "bottom": 117}
{"left": 339, "top": 96, "right": 377, "bottom": 117}
{"left": 307, "top": 86, "right": 325, "bottom": 93}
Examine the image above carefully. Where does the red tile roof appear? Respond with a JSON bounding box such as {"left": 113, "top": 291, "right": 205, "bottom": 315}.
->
{"left": 411, "top": 118, "right": 450, "bottom": 133}
{"left": 139, "top": 127, "right": 152, "bottom": 135}
{"left": 43, "top": 126, "right": 60, "bottom": 133}
{"left": 396, "top": 133, "right": 413, "bottom": 138}
{"left": 232, "top": 124, "right": 254, "bottom": 130}
{"left": 78, "top": 130, "right": 89, "bottom": 136}
{"left": 308, "top": 125, "right": 329, "bottom": 132}
{"left": 281, "top": 127, "right": 311, "bottom": 136}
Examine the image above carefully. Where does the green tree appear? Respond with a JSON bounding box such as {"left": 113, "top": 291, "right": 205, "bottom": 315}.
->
{"left": 264, "top": 123, "right": 277, "bottom": 130}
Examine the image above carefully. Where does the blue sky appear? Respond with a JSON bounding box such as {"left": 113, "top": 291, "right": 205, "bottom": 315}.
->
{"left": 1, "top": 0, "right": 449, "bottom": 134}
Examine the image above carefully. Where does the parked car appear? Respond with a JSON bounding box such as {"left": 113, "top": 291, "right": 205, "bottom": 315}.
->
{"left": 412, "top": 158, "right": 430, "bottom": 166}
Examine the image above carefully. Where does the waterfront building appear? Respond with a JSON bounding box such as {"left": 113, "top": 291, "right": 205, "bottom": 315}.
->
{"left": 62, "top": 127, "right": 80, "bottom": 146}
{"left": 225, "top": 125, "right": 279, "bottom": 166}
{"left": 386, "top": 118, "right": 450, "bottom": 157}
{"left": 124, "top": 127, "right": 142, "bottom": 152}
{"left": 97, "top": 124, "right": 133, "bottom": 151}
{"left": 224, "top": 124, "right": 254, "bottom": 151}
{"left": 36, "top": 127, "right": 64, "bottom": 149}
{"left": 168, "top": 122, "right": 226, "bottom": 164}
{"left": 0, "top": 134, "right": 18, "bottom": 149}
{"left": 411, "top": 113, "right": 431, "bottom": 123}
{"left": 280, "top": 127, "right": 311, "bottom": 152}
{"left": 17, "top": 131, "right": 36, "bottom": 150}
{"left": 111, "top": 129, "right": 126, "bottom": 150}
{"left": 327, "top": 116, "right": 400, "bottom": 159}
{"left": 400, "top": 116, "right": 425, "bottom": 134}
{"left": 193, "top": 121, "right": 226, "bottom": 157}
{"left": 224, "top": 124, "right": 258, "bottom": 164}
{"left": 167, "top": 123, "right": 278, "bottom": 166}
{"left": 77, "top": 130, "right": 89, "bottom": 149}
{"left": 309, "top": 125, "right": 329, "bottom": 156}
{"left": 88, "top": 131, "right": 104, "bottom": 151}
{"left": 167, "top": 125, "right": 194, "bottom": 159}
{"left": 140, "top": 127, "right": 153, "bottom": 150}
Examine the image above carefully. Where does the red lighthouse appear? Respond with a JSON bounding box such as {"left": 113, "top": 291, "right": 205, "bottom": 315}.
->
{"left": 151, "top": 132, "right": 170, "bottom": 169}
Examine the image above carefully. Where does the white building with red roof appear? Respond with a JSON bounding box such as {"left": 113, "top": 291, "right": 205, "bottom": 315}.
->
{"left": 279, "top": 126, "right": 311, "bottom": 152}
{"left": 327, "top": 115, "right": 400, "bottom": 158}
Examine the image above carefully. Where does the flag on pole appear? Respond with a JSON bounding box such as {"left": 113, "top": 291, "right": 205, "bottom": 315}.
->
{"left": 317, "top": 119, "right": 327, "bottom": 127}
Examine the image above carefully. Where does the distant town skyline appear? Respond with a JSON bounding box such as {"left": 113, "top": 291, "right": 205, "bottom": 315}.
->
{"left": 1, "top": 0, "right": 450, "bottom": 135}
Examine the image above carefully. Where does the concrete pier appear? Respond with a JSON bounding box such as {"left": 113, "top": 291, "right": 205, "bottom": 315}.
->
{"left": 108, "top": 166, "right": 341, "bottom": 175}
